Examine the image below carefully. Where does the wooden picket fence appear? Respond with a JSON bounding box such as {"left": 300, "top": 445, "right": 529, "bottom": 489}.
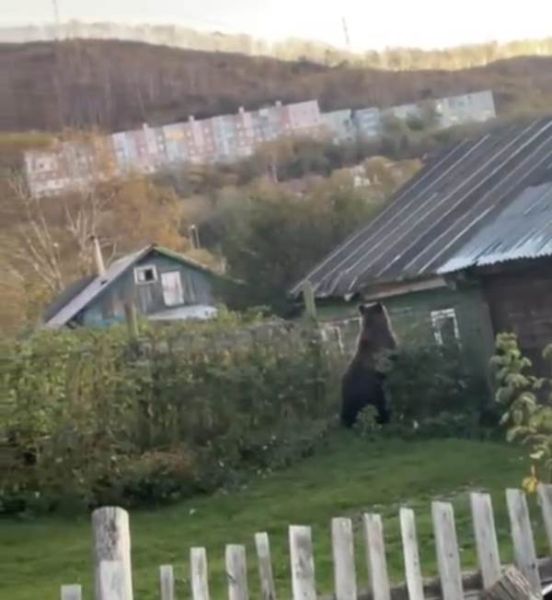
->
{"left": 60, "top": 485, "right": 552, "bottom": 600}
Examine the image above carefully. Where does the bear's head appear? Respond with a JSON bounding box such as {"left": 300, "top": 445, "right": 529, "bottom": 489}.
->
{"left": 356, "top": 302, "right": 398, "bottom": 366}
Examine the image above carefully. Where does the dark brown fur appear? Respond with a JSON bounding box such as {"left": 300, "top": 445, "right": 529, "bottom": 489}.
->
{"left": 341, "top": 302, "right": 398, "bottom": 428}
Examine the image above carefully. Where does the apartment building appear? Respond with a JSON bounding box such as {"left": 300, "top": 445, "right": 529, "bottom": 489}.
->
{"left": 24, "top": 92, "right": 495, "bottom": 197}
{"left": 321, "top": 109, "right": 355, "bottom": 142}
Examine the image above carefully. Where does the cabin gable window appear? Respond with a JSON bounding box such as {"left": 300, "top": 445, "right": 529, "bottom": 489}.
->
{"left": 134, "top": 265, "right": 158, "bottom": 284}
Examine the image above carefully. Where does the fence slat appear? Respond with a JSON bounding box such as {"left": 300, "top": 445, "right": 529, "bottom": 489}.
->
{"left": 537, "top": 484, "right": 552, "bottom": 555}
{"left": 98, "top": 560, "right": 128, "bottom": 600}
{"left": 506, "top": 489, "right": 541, "bottom": 596}
{"left": 470, "top": 492, "right": 502, "bottom": 588}
{"left": 364, "top": 513, "right": 391, "bottom": 600}
{"left": 255, "top": 532, "right": 277, "bottom": 600}
{"left": 160, "top": 565, "right": 175, "bottom": 600}
{"left": 289, "top": 525, "right": 316, "bottom": 600}
{"left": 432, "top": 502, "right": 464, "bottom": 600}
{"left": 61, "top": 585, "right": 82, "bottom": 600}
{"left": 331, "top": 517, "right": 357, "bottom": 600}
{"left": 399, "top": 508, "right": 424, "bottom": 600}
{"left": 190, "top": 548, "right": 210, "bottom": 600}
{"left": 225, "top": 544, "right": 249, "bottom": 600}
{"left": 92, "top": 507, "right": 133, "bottom": 600}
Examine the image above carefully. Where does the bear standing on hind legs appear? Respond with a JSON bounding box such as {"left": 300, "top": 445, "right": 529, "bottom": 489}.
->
{"left": 341, "top": 302, "right": 398, "bottom": 428}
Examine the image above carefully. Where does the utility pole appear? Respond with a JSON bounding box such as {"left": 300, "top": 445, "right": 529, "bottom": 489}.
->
{"left": 189, "top": 225, "right": 201, "bottom": 250}
{"left": 51, "top": 0, "right": 65, "bottom": 129}
{"left": 52, "top": 0, "right": 61, "bottom": 40}
{"left": 342, "top": 17, "right": 351, "bottom": 50}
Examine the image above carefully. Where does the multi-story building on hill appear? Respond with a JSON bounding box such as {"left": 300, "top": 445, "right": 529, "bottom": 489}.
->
{"left": 435, "top": 90, "right": 496, "bottom": 128}
{"left": 353, "top": 107, "right": 383, "bottom": 139}
{"left": 24, "top": 92, "right": 495, "bottom": 197}
{"left": 321, "top": 109, "right": 355, "bottom": 143}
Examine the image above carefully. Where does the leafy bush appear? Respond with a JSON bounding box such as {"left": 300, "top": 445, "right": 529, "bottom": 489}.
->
{"left": 0, "top": 316, "right": 340, "bottom": 514}
{"left": 385, "top": 342, "right": 488, "bottom": 425}
{"left": 353, "top": 406, "right": 380, "bottom": 439}
{"left": 349, "top": 341, "right": 490, "bottom": 443}
{"left": 491, "top": 332, "right": 552, "bottom": 492}
{"left": 344, "top": 341, "right": 491, "bottom": 440}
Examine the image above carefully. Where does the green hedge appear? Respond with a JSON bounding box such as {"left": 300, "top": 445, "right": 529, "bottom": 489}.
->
{"left": 354, "top": 342, "right": 494, "bottom": 441}
{"left": 0, "top": 316, "right": 339, "bottom": 514}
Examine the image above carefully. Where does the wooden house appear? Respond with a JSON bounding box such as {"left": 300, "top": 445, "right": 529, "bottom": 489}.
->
{"left": 292, "top": 117, "right": 552, "bottom": 374}
{"left": 44, "top": 241, "right": 219, "bottom": 328}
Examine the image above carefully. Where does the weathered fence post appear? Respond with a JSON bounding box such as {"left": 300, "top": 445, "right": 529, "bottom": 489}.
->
{"left": 190, "top": 547, "right": 210, "bottom": 600}
{"left": 331, "top": 517, "right": 357, "bottom": 600}
{"left": 302, "top": 281, "right": 317, "bottom": 321}
{"left": 255, "top": 532, "right": 277, "bottom": 600}
{"left": 432, "top": 502, "right": 464, "bottom": 600}
{"left": 92, "top": 507, "right": 133, "bottom": 600}
{"left": 289, "top": 526, "right": 316, "bottom": 600}
{"left": 537, "top": 484, "right": 552, "bottom": 554}
{"left": 98, "top": 560, "right": 128, "bottom": 600}
{"left": 364, "top": 513, "right": 391, "bottom": 600}
{"left": 61, "top": 584, "right": 82, "bottom": 600}
{"left": 225, "top": 544, "right": 249, "bottom": 600}
{"left": 470, "top": 492, "right": 502, "bottom": 588}
{"left": 400, "top": 507, "right": 424, "bottom": 600}
{"left": 124, "top": 301, "right": 139, "bottom": 341}
{"left": 506, "top": 489, "right": 541, "bottom": 596}
{"left": 160, "top": 565, "right": 175, "bottom": 600}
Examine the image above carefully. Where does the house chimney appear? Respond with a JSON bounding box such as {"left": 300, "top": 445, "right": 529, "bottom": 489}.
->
{"left": 91, "top": 235, "right": 106, "bottom": 277}
{"left": 189, "top": 225, "right": 201, "bottom": 249}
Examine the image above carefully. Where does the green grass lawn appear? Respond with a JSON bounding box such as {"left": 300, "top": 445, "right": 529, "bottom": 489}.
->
{"left": 0, "top": 433, "right": 545, "bottom": 600}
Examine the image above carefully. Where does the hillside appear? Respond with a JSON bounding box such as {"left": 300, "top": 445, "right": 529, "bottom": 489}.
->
{"left": 2, "top": 21, "right": 552, "bottom": 70}
{"left": 2, "top": 39, "right": 552, "bottom": 133}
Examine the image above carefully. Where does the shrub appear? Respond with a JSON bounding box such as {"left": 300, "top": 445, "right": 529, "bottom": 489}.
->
{"left": 0, "top": 317, "right": 340, "bottom": 514}
{"left": 353, "top": 406, "right": 380, "bottom": 439}
{"left": 491, "top": 333, "right": 552, "bottom": 492}
{"left": 113, "top": 447, "right": 198, "bottom": 507}
{"left": 385, "top": 342, "right": 488, "bottom": 425}
{"left": 347, "top": 341, "right": 493, "bottom": 441}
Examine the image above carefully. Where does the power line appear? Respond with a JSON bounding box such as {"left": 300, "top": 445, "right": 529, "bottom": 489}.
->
{"left": 51, "top": 0, "right": 61, "bottom": 40}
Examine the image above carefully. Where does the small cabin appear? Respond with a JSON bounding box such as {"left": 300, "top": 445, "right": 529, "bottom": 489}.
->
{"left": 43, "top": 243, "right": 219, "bottom": 328}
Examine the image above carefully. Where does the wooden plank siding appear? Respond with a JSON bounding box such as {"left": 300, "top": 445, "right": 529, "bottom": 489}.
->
{"left": 80, "top": 252, "right": 215, "bottom": 326}
{"left": 481, "top": 260, "right": 552, "bottom": 375}
{"left": 311, "top": 283, "right": 496, "bottom": 376}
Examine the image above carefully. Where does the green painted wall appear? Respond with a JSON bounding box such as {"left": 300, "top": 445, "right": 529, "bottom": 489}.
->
{"left": 385, "top": 286, "right": 495, "bottom": 374}
{"left": 311, "top": 284, "right": 495, "bottom": 376}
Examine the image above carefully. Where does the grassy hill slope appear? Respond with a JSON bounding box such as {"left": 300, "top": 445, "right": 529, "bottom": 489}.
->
{"left": 2, "top": 39, "right": 552, "bottom": 132}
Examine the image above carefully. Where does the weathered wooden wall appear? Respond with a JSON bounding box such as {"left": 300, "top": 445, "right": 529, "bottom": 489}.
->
{"left": 482, "top": 261, "right": 552, "bottom": 375}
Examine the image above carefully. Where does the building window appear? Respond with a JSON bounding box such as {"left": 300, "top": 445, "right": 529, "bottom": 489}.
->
{"left": 134, "top": 265, "right": 157, "bottom": 284}
{"left": 431, "top": 308, "right": 460, "bottom": 346}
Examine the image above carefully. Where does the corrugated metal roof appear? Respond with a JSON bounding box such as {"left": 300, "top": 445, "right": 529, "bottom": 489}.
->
{"left": 291, "top": 118, "right": 552, "bottom": 298}
{"left": 44, "top": 245, "right": 213, "bottom": 328}
{"left": 439, "top": 183, "right": 552, "bottom": 273}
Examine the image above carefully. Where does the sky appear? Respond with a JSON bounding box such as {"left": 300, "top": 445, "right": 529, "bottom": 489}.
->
{"left": 3, "top": 0, "right": 552, "bottom": 51}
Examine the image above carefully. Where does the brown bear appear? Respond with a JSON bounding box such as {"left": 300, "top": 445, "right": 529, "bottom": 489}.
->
{"left": 341, "top": 302, "right": 398, "bottom": 428}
